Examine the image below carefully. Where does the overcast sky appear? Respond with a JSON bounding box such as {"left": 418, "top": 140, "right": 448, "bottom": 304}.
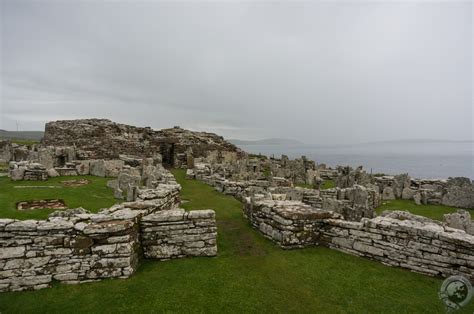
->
{"left": 0, "top": 0, "right": 472, "bottom": 144}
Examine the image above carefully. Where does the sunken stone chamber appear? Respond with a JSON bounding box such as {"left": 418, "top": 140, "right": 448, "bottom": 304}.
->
{"left": 16, "top": 199, "right": 67, "bottom": 211}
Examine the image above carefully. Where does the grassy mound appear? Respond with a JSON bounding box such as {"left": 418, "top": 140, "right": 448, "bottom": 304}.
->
{"left": 0, "top": 169, "right": 471, "bottom": 313}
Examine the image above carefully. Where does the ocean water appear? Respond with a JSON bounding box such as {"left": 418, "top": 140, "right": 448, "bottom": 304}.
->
{"left": 236, "top": 142, "right": 474, "bottom": 180}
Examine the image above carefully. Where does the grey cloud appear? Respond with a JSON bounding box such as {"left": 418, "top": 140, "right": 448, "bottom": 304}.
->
{"left": 1, "top": 0, "right": 472, "bottom": 143}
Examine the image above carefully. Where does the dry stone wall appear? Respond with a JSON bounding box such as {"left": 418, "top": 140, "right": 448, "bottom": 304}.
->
{"left": 43, "top": 119, "right": 242, "bottom": 167}
{"left": 336, "top": 167, "right": 474, "bottom": 209}
{"left": 243, "top": 199, "right": 474, "bottom": 280}
{"left": 43, "top": 119, "right": 163, "bottom": 160}
{"left": 0, "top": 212, "right": 140, "bottom": 292}
{"left": 321, "top": 216, "right": 474, "bottom": 280}
{"left": 318, "top": 185, "right": 379, "bottom": 222}
{"left": 243, "top": 199, "right": 340, "bottom": 248}
{"left": 188, "top": 169, "right": 473, "bottom": 280}
{"left": 0, "top": 177, "right": 217, "bottom": 293}
{"left": 141, "top": 209, "right": 217, "bottom": 259}
{"left": 192, "top": 164, "right": 377, "bottom": 222}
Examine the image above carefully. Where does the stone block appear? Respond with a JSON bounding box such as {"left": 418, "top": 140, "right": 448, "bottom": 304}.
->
{"left": 0, "top": 246, "right": 25, "bottom": 259}
{"left": 90, "top": 160, "right": 106, "bottom": 177}
{"left": 353, "top": 241, "right": 384, "bottom": 256}
{"left": 75, "top": 160, "right": 90, "bottom": 175}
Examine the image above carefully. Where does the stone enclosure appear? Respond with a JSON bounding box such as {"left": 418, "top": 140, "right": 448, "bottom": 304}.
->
{"left": 187, "top": 158, "right": 473, "bottom": 281}
{"left": 243, "top": 199, "right": 473, "bottom": 279}
{"left": 0, "top": 157, "right": 217, "bottom": 292}
{"left": 0, "top": 118, "right": 473, "bottom": 292}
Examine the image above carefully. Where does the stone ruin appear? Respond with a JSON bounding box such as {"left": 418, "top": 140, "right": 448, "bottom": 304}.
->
{"left": 334, "top": 166, "right": 474, "bottom": 209}
{"left": 9, "top": 162, "right": 48, "bottom": 181}
{"left": 188, "top": 161, "right": 378, "bottom": 222}
{"left": 1, "top": 118, "right": 247, "bottom": 180}
{"left": 186, "top": 155, "right": 473, "bottom": 281}
{"left": 42, "top": 119, "right": 244, "bottom": 167}
{"left": 0, "top": 118, "right": 473, "bottom": 292}
{"left": 0, "top": 165, "right": 217, "bottom": 292}
{"left": 219, "top": 153, "right": 338, "bottom": 186}
{"left": 0, "top": 127, "right": 224, "bottom": 292}
{"left": 17, "top": 200, "right": 67, "bottom": 211}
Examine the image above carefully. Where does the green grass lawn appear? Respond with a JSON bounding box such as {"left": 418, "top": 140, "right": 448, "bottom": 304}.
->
{"left": 4, "top": 139, "right": 40, "bottom": 146}
{"left": 0, "top": 176, "right": 119, "bottom": 220}
{"left": 297, "top": 179, "right": 336, "bottom": 190}
{"left": 321, "top": 179, "right": 336, "bottom": 189}
{"left": 0, "top": 169, "right": 471, "bottom": 313}
{"left": 376, "top": 199, "right": 472, "bottom": 221}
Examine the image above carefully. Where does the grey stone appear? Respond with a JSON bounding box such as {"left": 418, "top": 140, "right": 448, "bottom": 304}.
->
{"left": 444, "top": 210, "right": 474, "bottom": 235}
{"left": 114, "top": 186, "right": 124, "bottom": 199}
{"left": 382, "top": 187, "right": 395, "bottom": 200}
{"left": 413, "top": 193, "right": 422, "bottom": 205}
{"left": 75, "top": 160, "right": 90, "bottom": 175}
{"left": 104, "top": 160, "right": 125, "bottom": 177}
{"left": 0, "top": 246, "right": 25, "bottom": 259}
{"left": 89, "top": 160, "right": 106, "bottom": 177}
{"left": 10, "top": 166, "right": 26, "bottom": 181}
{"left": 401, "top": 187, "right": 417, "bottom": 200}
{"left": 47, "top": 168, "right": 60, "bottom": 177}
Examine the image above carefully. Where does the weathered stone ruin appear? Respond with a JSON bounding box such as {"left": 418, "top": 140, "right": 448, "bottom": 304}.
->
{"left": 444, "top": 210, "right": 474, "bottom": 235}
{"left": 319, "top": 185, "right": 379, "bottom": 222}
{"left": 442, "top": 177, "right": 474, "bottom": 209}
{"left": 0, "top": 210, "right": 141, "bottom": 292}
{"left": 0, "top": 159, "right": 217, "bottom": 293}
{"left": 187, "top": 158, "right": 473, "bottom": 281}
{"left": 189, "top": 161, "right": 377, "bottom": 222}
{"left": 1, "top": 118, "right": 473, "bottom": 293}
{"left": 242, "top": 199, "right": 473, "bottom": 278}
{"left": 9, "top": 162, "right": 48, "bottom": 181}
{"left": 42, "top": 119, "right": 243, "bottom": 167}
{"left": 141, "top": 209, "right": 217, "bottom": 259}
{"left": 321, "top": 214, "right": 474, "bottom": 279}
{"left": 333, "top": 166, "right": 474, "bottom": 209}
{"left": 17, "top": 200, "right": 67, "bottom": 211}
{"left": 243, "top": 200, "right": 341, "bottom": 248}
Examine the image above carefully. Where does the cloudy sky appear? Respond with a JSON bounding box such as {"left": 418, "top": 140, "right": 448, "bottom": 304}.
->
{"left": 1, "top": 0, "right": 472, "bottom": 144}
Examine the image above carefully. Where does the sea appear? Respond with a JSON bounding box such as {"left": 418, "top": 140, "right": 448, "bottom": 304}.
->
{"left": 235, "top": 141, "right": 474, "bottom": 180}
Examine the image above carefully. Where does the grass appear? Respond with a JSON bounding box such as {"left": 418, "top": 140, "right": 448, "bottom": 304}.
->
{"left": 262, "top": 166, "right": 271, "bottom": 179}
{"left": 248, "top": 153, "right": 267, "bottom": 160}
{"left": 376, "top": 199, "right": 472, "bottom": 221}
{"left": 296, "top": 179, "right": 336, "bottom": 190}
{"left": 0, "top": 162, "right": 8, "bottom": 172}
{"left": 0, "top": 176, "right": 119, "bottom": 220}
{"left": 3, "top": 139, "right": 40, "bottom": 146}
{"left": 321, "top": 179, "right": 336, "bottom": 189}
{"left": 0, "top": 169, "right": 471, "bottom": 313}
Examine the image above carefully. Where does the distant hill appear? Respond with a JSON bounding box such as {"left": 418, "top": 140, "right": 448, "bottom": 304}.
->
{"left": 365, "top": 138, "right": 473, "bottom": 145}
{"left": 0, "top": 130, "right": 44, "bottom": 141}
{"left": 229, "top": 138, "right": 304, "bottom": 146}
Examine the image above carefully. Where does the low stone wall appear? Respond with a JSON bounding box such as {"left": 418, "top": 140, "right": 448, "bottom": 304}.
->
{"left": 0, "top": 213, "right": 140, "bottom": 292}
{"left": 141, "top": 209, "right": 217, "bottom": 259}
{"left": 198, "top": 171, "right": 377, "bottom": 222}
{"left": 244, "top": 198, "right": 474, "bottom": 280}
{"left": 335, "top": 167, "right": 474, "bottom": 209}
{"left": 9, "top": 162, "right": 48, "bottom": 181}
{"left": 321, "top": 216, "right": 474, "bottom": 280}
{"left": 243, "top": 199, "right": 340, "bottom": 248}
{"left": 318, "top": 185, "right": 379, "bottom": 221}
{"left": 9, "top": 159, "right": 127, "bottom": 181}
{"left": 0, "top": 179, "right": 217, "bottom": 293}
